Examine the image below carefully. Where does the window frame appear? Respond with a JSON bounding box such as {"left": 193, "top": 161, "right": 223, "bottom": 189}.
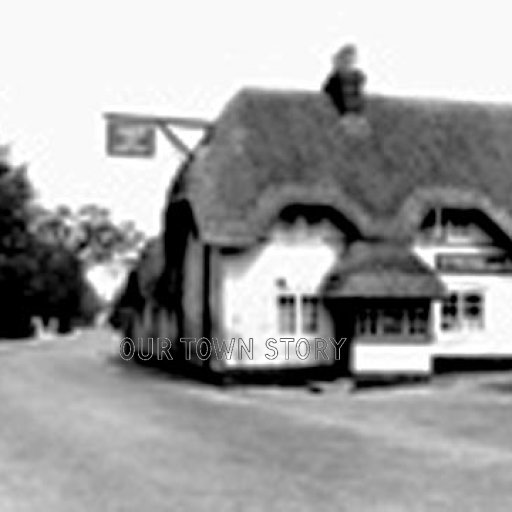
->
{"left": 276, "top": 293, "right": 321, "bottom": 336}
{"left": 277, "top": 294, "right": 297, "bottom": 334}
{"left": 355, "top": 303, "right": 430, "bottom": 338}
{"left": 301, "top": 295, "right": 320, "bottom": 334}
{"left": 440, "top": 290, "right": 485, "bottom": 332}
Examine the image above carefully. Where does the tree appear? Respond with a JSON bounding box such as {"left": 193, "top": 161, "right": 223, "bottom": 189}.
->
{"left": 0, "top": 149, "right": 38, "bottom": 336}
{"left": 0, "top": 144, "right": 144, "bottom": 336}
{"left": 0, "top": 148, "right": 103, "bottom": 336}
{"left": 31, "top": 203, "right": 146, "bottom": 265}
{"left": 29, "top": 203, "right": 146, "bottom": 328}
{"left": 0, "top": 149, "right": 33, "bottom": 254}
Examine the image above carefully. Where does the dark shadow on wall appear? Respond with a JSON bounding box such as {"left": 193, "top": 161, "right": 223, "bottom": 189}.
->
{"left": 434, "top": 357, "right": 512, "bottom": 374}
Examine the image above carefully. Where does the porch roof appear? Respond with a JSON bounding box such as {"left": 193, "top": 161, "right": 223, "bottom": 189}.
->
{"left": 322, "top": 243, "right": 446, "bottom": 299}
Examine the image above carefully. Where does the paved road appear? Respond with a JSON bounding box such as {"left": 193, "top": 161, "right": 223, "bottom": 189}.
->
{"left": 1, "top": 329, "right": 512, "bottom": 511}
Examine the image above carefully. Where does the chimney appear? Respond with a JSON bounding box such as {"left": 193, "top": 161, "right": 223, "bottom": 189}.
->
{"left": 323, "top": 45, "right": 366, "bottom": 115}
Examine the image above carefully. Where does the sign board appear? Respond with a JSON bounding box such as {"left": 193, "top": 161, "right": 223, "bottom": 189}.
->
{"left": 436, "top": 253, "right": 512, "bottom": 274}
{"left": 106, "top": 120, "right": 156, "bottom": 157}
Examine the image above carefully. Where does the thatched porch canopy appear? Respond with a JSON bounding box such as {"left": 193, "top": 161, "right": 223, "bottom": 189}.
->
{"left": 322, "top": 244, "right": 446, "bottom": 299}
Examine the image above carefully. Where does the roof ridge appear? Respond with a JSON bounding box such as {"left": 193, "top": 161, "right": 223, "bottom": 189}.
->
{"left": 170, "top": 83, "right": 512, "bottom": 247}
{"left": 230, "top": 86, "right": 512, "bottom": 112}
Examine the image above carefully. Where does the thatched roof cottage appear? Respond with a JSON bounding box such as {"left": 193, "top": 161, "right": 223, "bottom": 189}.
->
{"left": 113, "top": 48, "right": 512, "bottom": 380}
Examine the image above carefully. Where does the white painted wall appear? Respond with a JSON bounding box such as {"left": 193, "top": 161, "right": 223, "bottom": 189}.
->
{"left": 352, "top": 220, "right": 512, "bottom": 376}
{"left": 353, "top": 343, "right": 432, "bottom": 375}
{"left": 219, "top": 219, "right": 344, "bottom": 367}
{"left": 414, "top": 243, "right": 512, "bottom": 357}
{"left": 219, "top": 211, "right": 512, "bottom": 372}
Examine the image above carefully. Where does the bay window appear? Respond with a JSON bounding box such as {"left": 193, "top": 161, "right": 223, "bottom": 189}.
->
{"left": 356, "top": 302, "right": 429, "bottom": 337}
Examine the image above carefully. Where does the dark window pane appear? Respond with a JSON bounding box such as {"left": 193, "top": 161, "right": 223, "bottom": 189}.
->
{"left": 302, "top": 296, "right": 319, "bottom": 333}
{"left": 408, "top": 307, "right": 428, "bottom": 335}
{"left": 278, "top": 295, "right": 296, "bottom": 333}
{"left": 381, "top": 308, "right": 404, "bottom": 335}
{"left": 441, "top": 294, "right": 459, "bottom": 331}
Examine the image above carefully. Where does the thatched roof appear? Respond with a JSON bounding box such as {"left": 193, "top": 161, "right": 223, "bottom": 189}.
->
{"left": 171, "top": 88, "right": 512, "bottom": 245}
{"left": 322, "top": 244, "right": 446, "bottom": 298}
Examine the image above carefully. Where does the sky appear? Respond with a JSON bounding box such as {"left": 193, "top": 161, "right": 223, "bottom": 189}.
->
{"left": 1, "top": 0, "right": 512, "bottom": 235}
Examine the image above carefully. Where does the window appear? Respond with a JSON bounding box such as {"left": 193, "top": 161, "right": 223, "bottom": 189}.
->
{"left": 441, "top": 293, "right": 459, "bottom": 331}
{"left": 420, "top": 208, "right": 491, "bottom": 245}
{"left": 357, "top": 308, "right": 378, "bottom": 335}
{"left": 463, "top": 293, "right": 484, "bottom": 329}
{"left": 441, "top": 291, "right": 484, "bottom": 331}
{"left": 278, "top": 295, "right": 296, "bottom": 333}
{"left": 408, "top": 307, "right": 429, "bottom": 335}
{"left": 356, "top": 305, "right": 429, "bottom": 337}
{"left": 302, "top": 296, "right": 319, "bottom": 333}
{"left": 381, "top": 309, "right": 405, "bottom": 335}
{"left": 277, "top": 294, "right": 320, "bottom": 335}
{"left": 441, "top": 209, "right": 472, "bottom": 241}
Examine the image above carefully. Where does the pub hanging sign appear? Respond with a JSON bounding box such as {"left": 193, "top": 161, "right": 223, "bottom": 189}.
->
{"left": 106, "top": 120, "right": 156, "bottom": 158}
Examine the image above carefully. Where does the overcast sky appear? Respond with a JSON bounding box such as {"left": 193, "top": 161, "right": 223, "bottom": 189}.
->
{"left": 0, "top": 1, "right": 511, "bottom": 234}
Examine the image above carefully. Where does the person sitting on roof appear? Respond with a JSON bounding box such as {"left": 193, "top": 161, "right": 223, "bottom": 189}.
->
{"left": 323, "top": 44, "right": 366, "bottom": 115}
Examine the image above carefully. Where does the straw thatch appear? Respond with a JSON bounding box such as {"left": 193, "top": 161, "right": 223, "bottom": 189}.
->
{"left": 322, "top": 243, "right": 446, "bottom": 298}
{"left": 170, "top": 88, "right": 512, "bottom": 245}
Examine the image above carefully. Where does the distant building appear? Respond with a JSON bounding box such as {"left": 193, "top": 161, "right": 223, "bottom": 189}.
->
{"left": 85, "top": 252, "right": 138, "bottom": 305}
{"left": 113, "top": 48, "right": 512, "bottom": 380}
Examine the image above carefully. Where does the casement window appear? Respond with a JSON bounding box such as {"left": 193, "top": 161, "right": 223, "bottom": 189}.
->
{"left": 441, "top": 291, "right": 484, "bottom": 331}
{"left": 277, "top": 295, "right": 297, "bottom": 333}
{"left": 301, "top": 296, "right": 320, "bottom": 333}
{"left": 408, "top": 307, "right": 429, "bottom": 335}
{"left": 421, "top": 208, "right": 490, "bottom": 245}
{"left": 277, "top": 294, "right": 320, "bottom": 334}
{"left": 380, "top": 308, "right": 404, "bottom": 335}
{"left": 356, "top": 306, "right": 429, "bottom": 337}
{"left": 357, "top": 309, "right": 378, "bottom": 335}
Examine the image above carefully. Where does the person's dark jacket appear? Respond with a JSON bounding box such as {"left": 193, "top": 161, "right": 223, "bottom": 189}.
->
{"left": 323, "top": 69, "right": 366, "bottom": 115}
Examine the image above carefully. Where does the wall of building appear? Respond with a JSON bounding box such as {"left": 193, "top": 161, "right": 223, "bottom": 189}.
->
{"left": 181, "top": 232, "right": 205, "bottom": 340}
{"left": 351, "top": 299, "right": 433, "bottom": 377}
{"left": 218, "top": 219, "right": 345, "bottom": 368}
{"left": 352, "top": 342, "right": 432, "bottom": 375}
{"left": 414, "top": 242, "right": 512, "bottom": 357}
{"left": 131, "top": 303, "right": 177, "bottom": 360}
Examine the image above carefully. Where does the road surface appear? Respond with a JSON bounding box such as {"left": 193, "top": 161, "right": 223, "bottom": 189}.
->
{"left": 1, "top": 329, "right": 512, "bottom": 511}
